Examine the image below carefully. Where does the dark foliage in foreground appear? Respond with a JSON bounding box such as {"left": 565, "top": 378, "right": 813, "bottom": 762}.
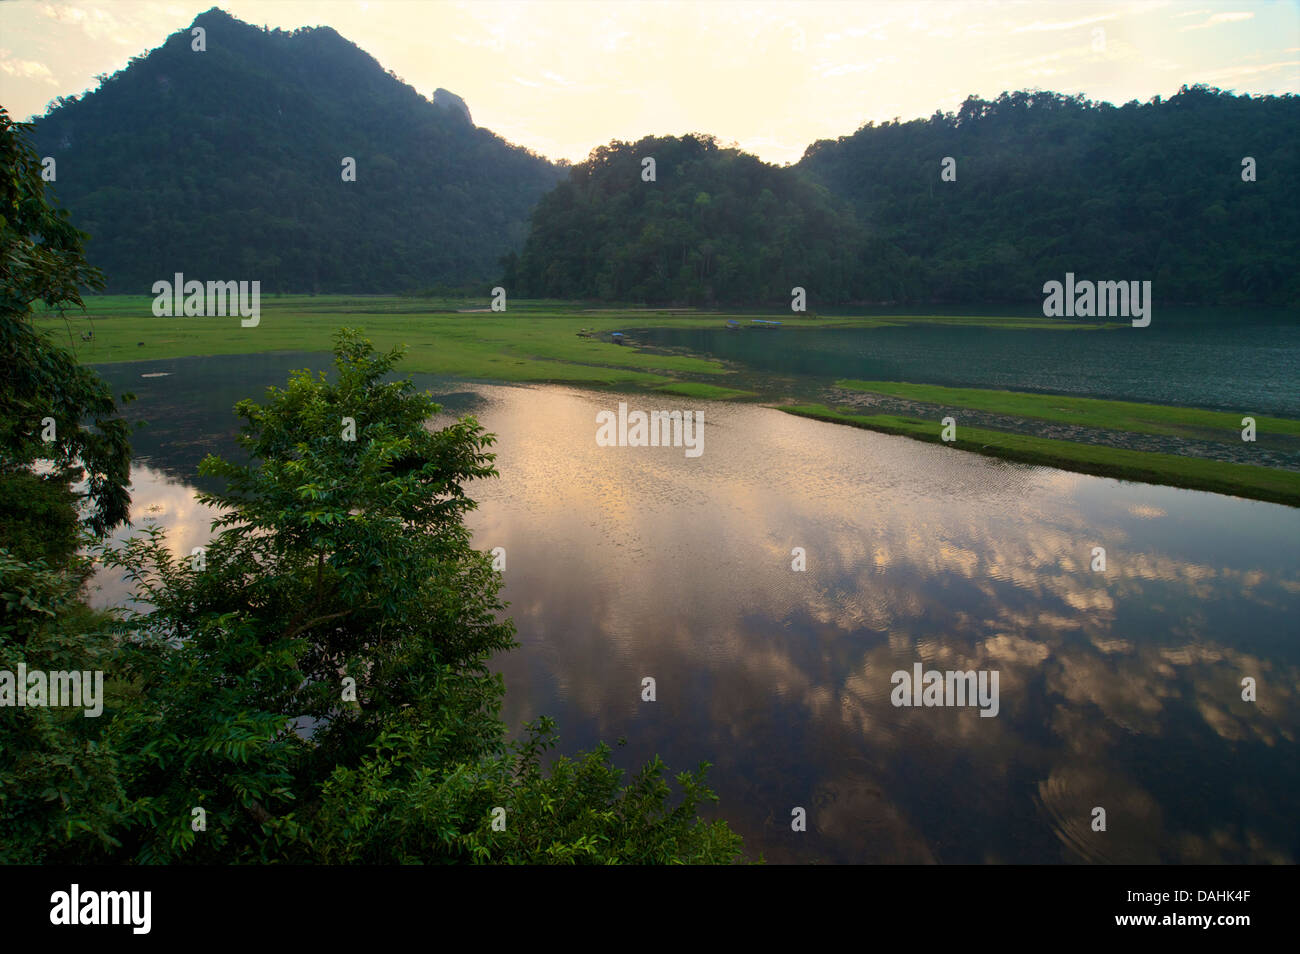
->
{"left": 1, "top": 113, "right": 745, "bottom": 864}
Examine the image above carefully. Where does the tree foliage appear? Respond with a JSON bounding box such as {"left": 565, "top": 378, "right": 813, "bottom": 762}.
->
{"left": 0, "top": 107, "right": 130, "bottom": 862}
{"left": 1, "top": 107, "right": 131, "bottom": 536}
{"left": 2, "top": 106, "right": 744, "bottom": 864}
{"left": 516, "top": 133, "right": 864, "bottom": 305}
{"left": 798, "top": 86, "right": 1299, "bottom": 305}
{"left": 516, "top": 88, "right": 1298, "bottom": 307}
{"left": 89, "top": 331, "right": 743, "bottom": 864}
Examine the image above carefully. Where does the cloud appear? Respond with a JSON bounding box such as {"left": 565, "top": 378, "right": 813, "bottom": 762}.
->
{"left": 39, "top": 3, "right": 129, "bottom": 43}
{"left": 1190, "top": 59, "right": 1300, "bottom": 83}
{"left": 0, "top": 57, "right": 56, "bottom": 83}
{"left": 1179, "top": 11, "right": 1255, "bottom": 32}
{"left": 817, "top": 55, "right": 896, "bottom": 79}
{"left": 1012, "top": 12, "right": 1118, "bottom": 34}
{"left": 540, "top": 70, "right": 577, "bottom": 88}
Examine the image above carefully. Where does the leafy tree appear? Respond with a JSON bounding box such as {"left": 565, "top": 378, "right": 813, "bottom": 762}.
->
{"left": 0, "top": 106, "right": 131, "bottom": 862}
{"left": 1, "top": 107, "right": 131, "bottom": 535}
{"left": 92, "top": 330, "right": 743, "bottom": 864}
{"left": 3, "top": 104, "right": 743, "bottom": 864}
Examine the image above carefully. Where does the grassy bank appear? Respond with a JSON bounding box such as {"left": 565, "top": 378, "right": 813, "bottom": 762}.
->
{"left": 36, "top": 296, "right": 1112, "bottom": 392}
{"left": 778, "top": 404, "right": 1300, "bottom": 506}
{"left": 45, "top": 294, "right": 1292, "bottom": 503}
{"left": 40, "top": 296, "right": 725, "bottom": 388}
{"left": 836, "top": 380, "right": 1300, "bottom": 441}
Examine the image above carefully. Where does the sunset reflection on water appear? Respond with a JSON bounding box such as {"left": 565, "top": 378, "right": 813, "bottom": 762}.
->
{"left": 91, "top": 358, "right": 1300, "bottom": 863}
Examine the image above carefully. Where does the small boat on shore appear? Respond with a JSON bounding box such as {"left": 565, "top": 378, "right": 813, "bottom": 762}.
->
{"left": 611, "top": 332, "right": 627, "bottom": 344}
{"left": 725, "top": 319, "right": 740, "bottom": 330}
{"left": 751, "top": 319, "right": 783, "bottom": 328}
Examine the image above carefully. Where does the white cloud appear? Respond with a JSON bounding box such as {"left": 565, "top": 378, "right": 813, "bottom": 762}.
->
{"left": 39, "top": 2, "right": 129, "bottom": 43}
{"left": 1179, "top": 11, "right": 1255, "bottom": 32}
{"left": 540, "top": 70, "right": 577, "bottom": 88}
{"left": 1190, "top": 59, "right": 1300, "bottom": 82}
{"left": 0, "top": 57, "right": 56, "bottom": 82}
{"left": 1012, "top": 12, "right": 1119, "bottom": 34}
{"left": 817, "top": 55, "right": 898, "bottom": 79}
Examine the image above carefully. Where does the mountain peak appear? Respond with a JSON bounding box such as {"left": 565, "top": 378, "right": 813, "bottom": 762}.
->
{"left": 432, "top": 88, "right": 472, "bottom": 125}
{"left": 191, "top": 7, "right": 239, "bottom": 27}
{"left": 32, "top": 10, "right": 559, "bottom": 293}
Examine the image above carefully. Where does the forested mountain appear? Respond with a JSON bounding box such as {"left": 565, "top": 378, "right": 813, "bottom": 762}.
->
{"left": 517, "top": 86, "right": 1298, "bottom": 307}
{"left": 25, "top": 7, "right": 1297, "bottom": 309}
{"left": 511, "top": 134, "right": 864, "bottom": 304}
{"left": 30, "top": 7, "right": 562, "bottom": 294}
{"left": 798, "top": 86, "right": 1299, "bottom": 306}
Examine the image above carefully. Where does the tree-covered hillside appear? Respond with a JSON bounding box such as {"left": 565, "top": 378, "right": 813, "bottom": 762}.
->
{"left": 512, "top": 134, "right": 864, "bottom": 306}
{"left": 30, "top": 7, "right": 562, "bottom": 294}
{"left": 798, "top": 86, "right": 1299, "bottom": 306}
{"left": 516, "top": 86, "right": 1297, "bottom": 307}
{"left": 26, "top": 11, "right": 1297, "bottom": 310}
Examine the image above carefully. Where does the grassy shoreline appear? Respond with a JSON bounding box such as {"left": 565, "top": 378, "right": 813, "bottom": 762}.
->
{"left": 778, "top": 404, "right": 1300, "bottom": 507}
{"left": 835, "top": 380, "right": 1300, "bottom": 440}
{"left": 37, "top": 296, "right": 1115, "bottom": 388}
{"left": 40, "top": 295, "right": 1295, "bottom": 504}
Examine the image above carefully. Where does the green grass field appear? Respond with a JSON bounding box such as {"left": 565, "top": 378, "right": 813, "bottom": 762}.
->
{"left": 35, "top": 296, "right": 1103, "bottom": 391}
{"left": 36, "top": 295, "right": 1294, "bottom": 504}
{"left": 780, "top": 404, "right": 1300, "bottom": 506}
{"left": 38, "top": 296, "right": 727, "bottom": 388}
{"left": 836, "top": 380, "right": 1300, "bottom": 441}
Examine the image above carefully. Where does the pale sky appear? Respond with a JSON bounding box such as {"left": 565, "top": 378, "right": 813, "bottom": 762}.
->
{"left": 1, "top": 0, "right": 1297, "bottom": 165}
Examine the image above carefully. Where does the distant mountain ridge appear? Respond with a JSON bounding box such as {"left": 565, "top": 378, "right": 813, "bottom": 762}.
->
{"left": 32, "top": 7, "right": 562, "bottom": 293}
{"left": 514, "top": 86, "right": 1298, "bottom": 307}
{"left": 26, "top": 8, "right": 1299, "bottom": 306}
{"left": 795, "top": 87, "right": 1299, "bottom": 306}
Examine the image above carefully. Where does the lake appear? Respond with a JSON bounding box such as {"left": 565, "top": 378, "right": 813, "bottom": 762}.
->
{"left": 635, "top": 308, "right": 1300, "bottom": 418}
{"left": 90, "top": 351, "right": 1299, "bottom": 864}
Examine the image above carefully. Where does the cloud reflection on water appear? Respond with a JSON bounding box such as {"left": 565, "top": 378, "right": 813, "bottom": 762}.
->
{"left": 95, "top": 380, "right": 1300, "bottom": 863}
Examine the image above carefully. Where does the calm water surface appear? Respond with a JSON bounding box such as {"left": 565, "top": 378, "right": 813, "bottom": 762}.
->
{"left": 91, "top": 353, "right": 1299, "bottom": 863}
{"left": 636, "top": 309, "right": 1300, "bottom": 417}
